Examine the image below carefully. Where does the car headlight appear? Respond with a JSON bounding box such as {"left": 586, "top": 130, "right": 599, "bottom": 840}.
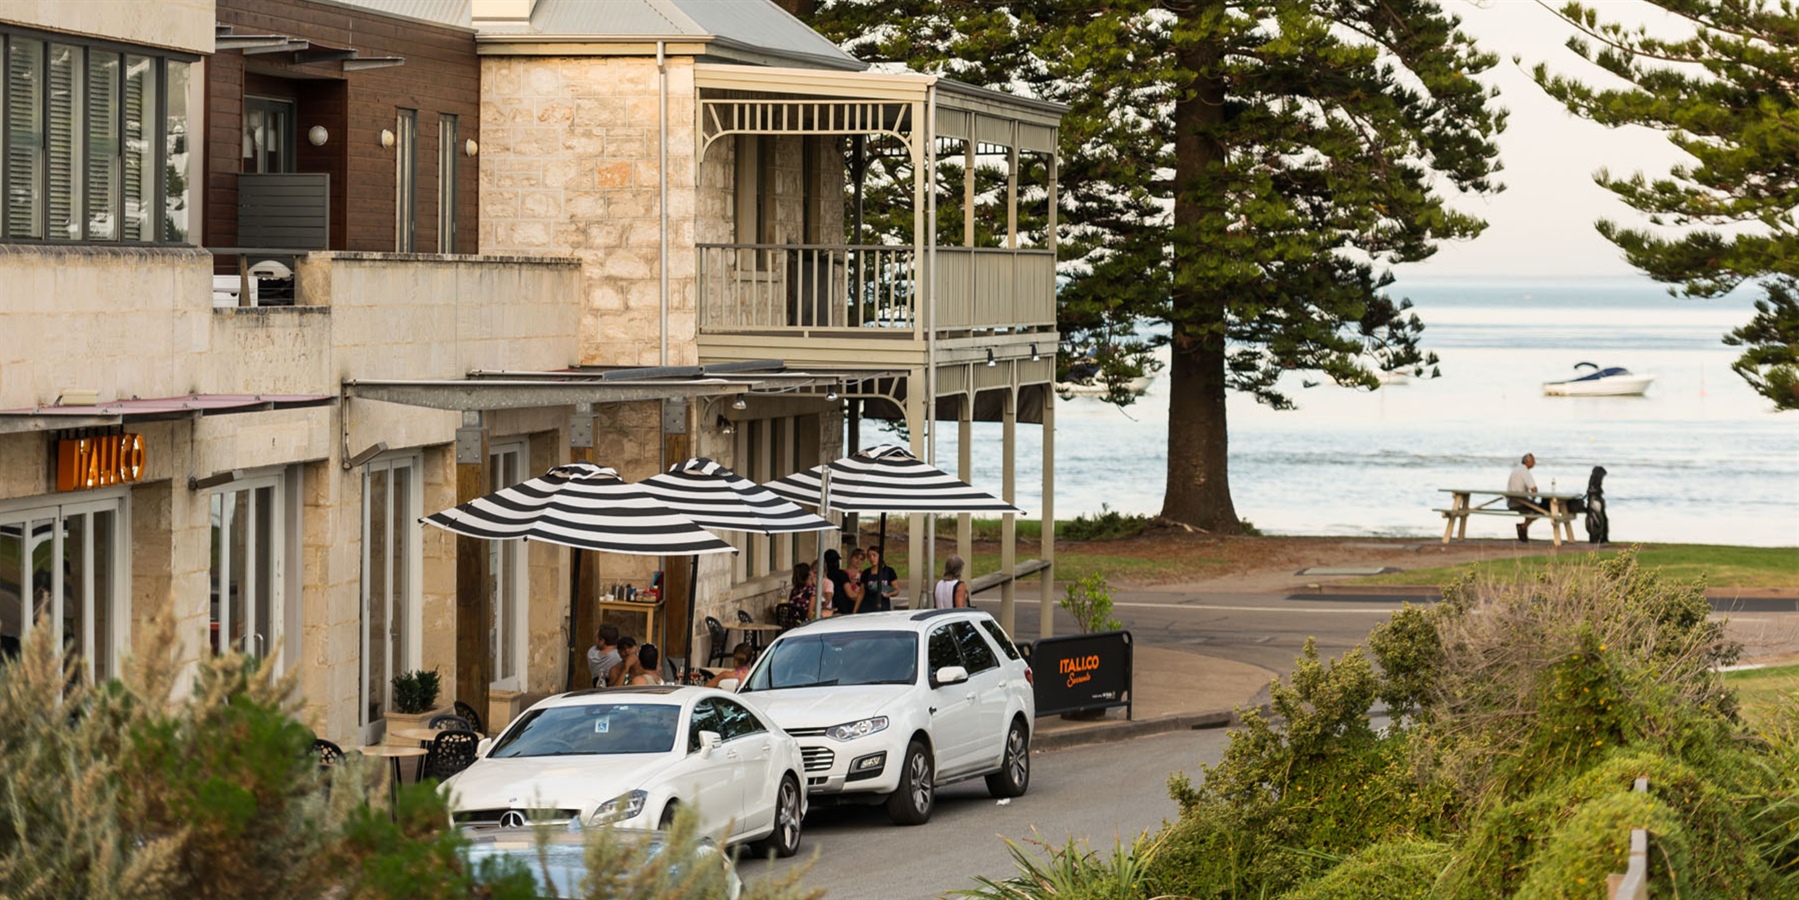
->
{"left": 825, "top": 716, "right": 889, "bottom": 741}
{"left": 591, "top": 790, "right": 648, "bottom": 823}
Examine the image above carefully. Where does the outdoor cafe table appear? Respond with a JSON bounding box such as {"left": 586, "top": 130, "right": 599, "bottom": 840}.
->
{"left": 358, "top": 744, "right": 428, "bottom": 809}
{"left": 731, "top": 621, "right": 782, "bottom": 649}
{"left": 1438, "top": 489, "right": 1583, "bottom": 547}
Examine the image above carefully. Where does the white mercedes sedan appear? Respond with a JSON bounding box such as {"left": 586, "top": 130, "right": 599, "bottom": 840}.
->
{"left": 441, "top": 685, "right": 806, "bottom": 857}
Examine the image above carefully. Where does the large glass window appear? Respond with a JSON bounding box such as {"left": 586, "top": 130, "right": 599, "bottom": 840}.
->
{"left": 489, "top": 443, "right": 524, "bottom": 690}
{"left": 0, "top": 29, "right": 190, "bottom": 243}
{"left": 209, "top": 473, "right": 289, "bottom": 665}
{"left": 362, "top": 455, "right": 420, "bottom": 738}
{"left": 0, "top": 495, "right": 126, "bottom": 683}
{"left": 243, "top": 96, "right": 294, "bottom": 175}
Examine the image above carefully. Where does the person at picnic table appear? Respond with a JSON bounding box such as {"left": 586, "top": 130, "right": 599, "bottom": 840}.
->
{"left": 933, "top": 555, "right": 970, "bottom": 609}
{"left": 707, "top": 643, "right": 756, "bottom": 688}
{"left": 786, "top": 562, "right": 816, "bottom": 623}
{"left": 607, "top": 635, "right": 638, "bottom": 686}
{"left": 625, "top": 643, "right": 664, "bottom": 686}
{"left": 1506, "top": 452, "right": 1543, "bottom": 543}
{"left": 586, "top": 623, "right": 622, "bottom": 687}
{"left": 861, "top": 546, "right": 899, "bottom": 611}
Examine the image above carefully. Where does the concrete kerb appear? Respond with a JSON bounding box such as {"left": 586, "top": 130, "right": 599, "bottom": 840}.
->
{"left": 1033, "top": 708, "right": 1238, "bottom": 752}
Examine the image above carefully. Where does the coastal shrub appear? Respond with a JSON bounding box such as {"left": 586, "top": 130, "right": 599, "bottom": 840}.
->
{"left": 1280, "top": 839, "right": 1451, "bottom": 900}
{"left": 1060, "top": 572, "right": 1122, "bottom": 634}
{"left": 950, "top": 834, "right": 1167, "bottom": 900}
{"left": 1061, "top": 504, "right": 1150, "bottom": 541}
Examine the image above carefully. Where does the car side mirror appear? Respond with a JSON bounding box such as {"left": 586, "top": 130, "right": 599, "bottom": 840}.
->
{"left": 933, "top": 665, "right": 969, "bottom": 687}
{"left": 697, "top": 730, "right": 722, "bottom": 758}
{"left": 476, "top": 737, "right": 493, "bottom": 758}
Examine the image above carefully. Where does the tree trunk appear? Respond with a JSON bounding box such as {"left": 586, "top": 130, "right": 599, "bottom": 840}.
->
{"left": 1160, "top": 5, "right": 1240, "bottom": 533}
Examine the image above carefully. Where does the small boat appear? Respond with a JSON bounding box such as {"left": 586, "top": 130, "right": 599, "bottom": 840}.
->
{"left": 1542, "top": 362, "right": 1655, "bottom": 397}
{"left": 1055, "top": 375, "right": 1153, "bottom": 398}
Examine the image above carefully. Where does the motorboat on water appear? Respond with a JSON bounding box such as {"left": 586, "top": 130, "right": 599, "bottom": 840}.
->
{"left": 1542, "top": 362, "right": 1655, "bottom": 396}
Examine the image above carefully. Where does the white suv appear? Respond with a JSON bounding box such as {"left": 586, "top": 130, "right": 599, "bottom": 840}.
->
{"left": 735, "top": 609, "right": 1034, "bottom": 825}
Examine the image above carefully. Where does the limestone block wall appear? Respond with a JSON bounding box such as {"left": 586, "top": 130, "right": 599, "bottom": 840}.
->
{"left": 0, "top": 0, "right": 213, "bottom": 55}
{"left": 0, "top": 245, "right": 213, "bottom": 411}
{"left": 479, "top": 55, "right": 701, "bottom": 368}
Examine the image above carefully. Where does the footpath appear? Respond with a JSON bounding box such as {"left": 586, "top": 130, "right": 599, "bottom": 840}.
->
{"left": 1018, "top": 539, "right": 1799, "bottom": 752}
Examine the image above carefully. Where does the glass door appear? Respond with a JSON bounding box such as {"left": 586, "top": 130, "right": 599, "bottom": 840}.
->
{"left": 208, "top": 472, "right": 285, "bottom": 665}
{"left": 243, "top": 96, "right": 295, "bottom": 174}
{"left": 361, "top": 455, "right": 420, "bottom": 741}
{"left": 489, "top": 443, "right": 525, "bottom": 691}
{"left": 0, "top": 493, "right": 126, "bottom": 683}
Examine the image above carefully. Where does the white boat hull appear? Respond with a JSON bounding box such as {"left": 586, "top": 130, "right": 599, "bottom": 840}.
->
{"left": 1542, "top": 375, "right": 1655, "bottom": 396}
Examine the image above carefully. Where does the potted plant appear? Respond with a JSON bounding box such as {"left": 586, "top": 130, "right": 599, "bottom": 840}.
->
{"left": 382, "top": 668, "right": 447, "bottom": 744}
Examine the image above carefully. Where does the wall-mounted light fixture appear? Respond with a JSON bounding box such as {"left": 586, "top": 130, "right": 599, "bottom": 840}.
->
{"left": 307, "top": 125, "right": 329, "bottom": 147}
{"left": 986, "top": 349, "right": 997, "bottom": 368}
{"left": 1030, "top": 343, "right": 1041, "bottom": 362}
{"left": 188, "top": 469, "right": 244, "bottom": 491}
{"left": 344, "top": 441, "right": 389, "bottom": 470}
{"left": 716, "top": 415, "right": 734, "bottom": 435}
{"left": 731, "top": 394, "right": 747, "bottom": 411}
{"left": 464, "top": 138, "right": 479, "bottom": 157}
{"left": 379, "top": 129, "right": 396, "bottom": 149}
{"left": 825, "top": 383, "right": 840, "bottom": 402}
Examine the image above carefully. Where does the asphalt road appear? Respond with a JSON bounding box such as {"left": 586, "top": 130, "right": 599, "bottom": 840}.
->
{"left": 736, "top": 727, "right": 1232, "bottom": 899}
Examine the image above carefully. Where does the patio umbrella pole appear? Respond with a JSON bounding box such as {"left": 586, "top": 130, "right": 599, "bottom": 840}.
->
{"left": 682, "top": 553, "right": 700, "bottom": 683}
{"left": 567, "top": 548, "right": 583, "bottom": 691}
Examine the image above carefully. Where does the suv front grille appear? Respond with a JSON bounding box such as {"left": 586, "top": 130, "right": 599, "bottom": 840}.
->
{"left": 801, "top": 747, "right": 835, "bottom": 772}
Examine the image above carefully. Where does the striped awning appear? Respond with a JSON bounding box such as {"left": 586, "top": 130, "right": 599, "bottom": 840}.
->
{"left": 764, "top": 444, "right": 1022, "bottom": 515}
{"left": 421, "top": 462, "right": 736, "bottom": 556}
{"left": 636, "top": 458, "right": 835, "bottom": 535}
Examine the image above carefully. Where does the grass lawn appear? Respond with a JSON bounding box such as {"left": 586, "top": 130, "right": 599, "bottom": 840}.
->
{"left": 881, "top": 543, "right": 1224, "bottom": 586}
{"left": 1724, "top": 664, "right": 1799, "bottom": 731}
{"left": 1353, "top": 544, "right": 1799, "bottom": 590}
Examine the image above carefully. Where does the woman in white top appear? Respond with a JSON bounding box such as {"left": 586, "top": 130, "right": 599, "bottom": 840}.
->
{"left": 627, "top": 643, "right": 665, "bottom": 686}
{"left": 933, "top": 555, "right": 969, "bottom": 609}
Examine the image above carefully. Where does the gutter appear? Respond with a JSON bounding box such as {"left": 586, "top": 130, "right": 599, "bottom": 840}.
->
{"left": 658, "top": 39, "right": 669, "bottom": 367}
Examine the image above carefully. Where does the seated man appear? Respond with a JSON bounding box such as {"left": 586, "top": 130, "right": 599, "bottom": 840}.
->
{"left": 1506, "top": 452, "right": 1542, "bottom": 542}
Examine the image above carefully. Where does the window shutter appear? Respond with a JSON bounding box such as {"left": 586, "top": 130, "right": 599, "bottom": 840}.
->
{"left": 85, "top": 50, "right": 119, "bottom": 241}
{"left": 5, "top": 39, "right": 44, "bottom": 238}
{"left": 47, "top": 43, "right": 81, "bottom": 240}
{"left": 122, "top": 55, "right": 150, "bottom": 241}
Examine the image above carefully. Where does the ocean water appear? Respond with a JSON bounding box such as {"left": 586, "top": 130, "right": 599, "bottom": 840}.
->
{"left": 869, "top": 281, "right": 1799, "bottom": 548}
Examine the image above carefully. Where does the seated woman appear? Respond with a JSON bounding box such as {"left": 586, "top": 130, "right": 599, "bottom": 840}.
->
{"left": 783, "top": 563, "right": 816, "bottom": 626}
{"left": 707, "top": 643, "right": 755, "bottom": 689}
{"left": 624, "top": 643, "right": 664, "bottom": 686}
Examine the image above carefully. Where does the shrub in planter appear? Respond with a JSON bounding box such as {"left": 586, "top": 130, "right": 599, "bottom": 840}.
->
{"left": 391, "top": 669, "right": 442, "bottom": 716}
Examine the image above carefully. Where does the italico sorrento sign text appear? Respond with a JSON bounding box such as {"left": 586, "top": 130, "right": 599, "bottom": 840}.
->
{"left": 1059, "top": 654, "right": 1102, "bottom": 687}
{"left": 56, "top": 434, "right": 146, "bottom": 491}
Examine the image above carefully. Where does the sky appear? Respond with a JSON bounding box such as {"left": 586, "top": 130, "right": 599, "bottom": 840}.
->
{"left": 1394, "top": 0, "right": 1696, "bottom": 283}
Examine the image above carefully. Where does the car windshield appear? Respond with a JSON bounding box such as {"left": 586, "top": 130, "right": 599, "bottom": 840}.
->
{"left": 488, "top": 703, "right": 680, "bottom": 758}
{"left": 740, "top": 631, "right": 918, "bottom": 691}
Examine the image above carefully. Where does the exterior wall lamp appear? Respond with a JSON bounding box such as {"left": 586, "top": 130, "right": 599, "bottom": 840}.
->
{"left": 379, "top": 128, "right": 396, "bottom": 149}
{"left": 307, "top": 125, "right": 329, "bottom": 146}
{"left": 986, "top": 349, "right": 997, "bottom": 367}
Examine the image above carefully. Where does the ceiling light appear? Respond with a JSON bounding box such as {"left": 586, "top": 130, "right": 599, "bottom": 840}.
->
{"left": 1030, "top": 343, "right": 1041, "bottom": 362}
{"left": 716, "top": 415, "right": 734, "bottom": 435}
{"left": 986, "top": 349, "right": 997, "bottom": 368}
{"left": 731, "top": 394, "right": 747, "bottom": 410}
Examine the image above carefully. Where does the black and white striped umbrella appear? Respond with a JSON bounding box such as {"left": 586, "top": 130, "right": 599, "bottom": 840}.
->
{"left": 422, "top": 462, "right": 735, "bottom": 556}
{"left": 764, "top": 444, "right": 1022, "bottom": 515}
{"left": 636, "top": 458, "right": 835, "bottom": 535}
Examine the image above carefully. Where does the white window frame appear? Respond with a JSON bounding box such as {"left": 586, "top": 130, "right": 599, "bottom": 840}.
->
{"left": 488, "top": 441, "right": 526, "bottom": 692}
{"left": 0, "top": 489, "right": 130, "bottom": 684}
{"left": 394, "top": 108, "right": 417, "bottom": 252}
{"left": 207, "top": 467, "right": 293, "bottom": 669}
{"left": 360, "top": 453, "right": 422, "bottom": 743}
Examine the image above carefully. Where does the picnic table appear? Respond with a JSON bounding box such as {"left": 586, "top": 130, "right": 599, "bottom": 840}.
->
{"left": 1437, "top": 489, "right": 1583, "bottom": 547}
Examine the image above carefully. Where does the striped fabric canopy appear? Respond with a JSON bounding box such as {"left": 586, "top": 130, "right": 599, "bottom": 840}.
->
{"left": 636, "top": 458, "right": 835, "bottom": 535}
{"left": 764, "top": 444, "right": 1022, "bottom": 515}
{"left": 421, "top": 462, "right": 735, "bottom": 556}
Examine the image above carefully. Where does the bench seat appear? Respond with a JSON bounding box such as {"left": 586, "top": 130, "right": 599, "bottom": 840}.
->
{"left": 1433, "top": 507, "right": 1574, "bottom": 521}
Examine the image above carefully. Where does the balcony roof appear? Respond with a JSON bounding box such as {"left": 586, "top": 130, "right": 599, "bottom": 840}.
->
{"left": 343, "top": 361, "right": 901, "bottom": 412}
{"left": 0, "top": 393, "right": 335, "bottom": 434}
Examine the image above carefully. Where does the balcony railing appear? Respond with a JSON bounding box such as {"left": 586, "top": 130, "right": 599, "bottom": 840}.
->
{"left": 696, "top": 243, "right": 1055, "bottom": 335}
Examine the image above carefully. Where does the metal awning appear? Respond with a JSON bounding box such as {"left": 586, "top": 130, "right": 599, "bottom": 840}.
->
{"left": 0, "top": 393, "right": 335, "bottom": 434}
{"left": 343, "top": 361, "right": 902, "bottom": 412}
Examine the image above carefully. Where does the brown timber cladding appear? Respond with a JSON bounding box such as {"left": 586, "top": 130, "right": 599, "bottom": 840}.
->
{"left": 208, "top": 0, "right": 480, "bottom": 255}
